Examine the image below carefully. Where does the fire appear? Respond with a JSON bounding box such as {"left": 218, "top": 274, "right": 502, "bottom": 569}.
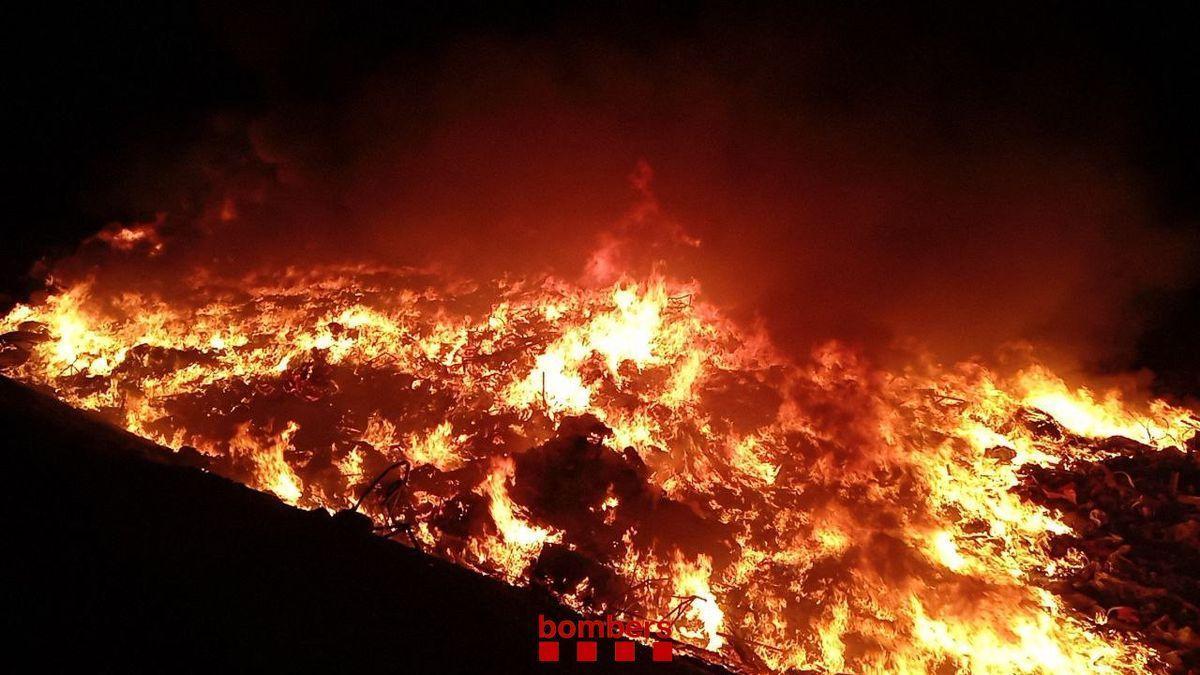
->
{"left": 671, "top": 552, "right": 726, "bottom": 652}
{"left": 1014, "top": 366, "right": 1195, "bottom": 450}
{"left": 476, "top": 459, "right": 562, "bottom": 582}
{"left": 1, "top": 260, "right": 1196, "bottom": 673}
{"left": 92, "top": 215, "right": 166, "bottom": 254}
{"left": 230, "top": 420, "right": 304, "bottom": 505}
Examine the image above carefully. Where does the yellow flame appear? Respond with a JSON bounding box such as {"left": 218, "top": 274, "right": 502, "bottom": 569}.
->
{"left": 0, "top": 265, "right": 1189, "bottom": 674}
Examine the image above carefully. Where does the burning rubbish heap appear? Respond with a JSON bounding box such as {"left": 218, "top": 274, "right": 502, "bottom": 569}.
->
{"left": 1, "top": 257, "right": 1198, "bottom": 673}
{"left": 1018, "top": 432, "right": 1200, "bottom": 670}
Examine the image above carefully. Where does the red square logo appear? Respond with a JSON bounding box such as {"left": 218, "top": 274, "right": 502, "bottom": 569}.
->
{"left": 652, "top": 641, "right": 673, "bottom": 661}
{"left": 576, "top": 641, "right": 597, "bottom": 662}
{"left": 614, "top": 641, "right": 635, "bottom": 662}
{"left": 538, "top": 641, "right": 560, "bottom": 662}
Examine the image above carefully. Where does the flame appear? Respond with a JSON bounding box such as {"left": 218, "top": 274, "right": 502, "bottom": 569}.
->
{"left": 230, "top": 420, "right": 304, "bottom": 505}
{"left": 408, "top": 421, "right": 465, "bottom": 472}
{"left": 671, "top": 552, "right": 726, "bottom": 651}
{"left": 93, "top": 215, "right": 165, "bottom": 253}
{"left": 2, "top": 262, "right": 1195, "bottom": 673}
{"left": 475, "top": 459, "right": 561, "bottom": 582}
{"left": 1015, "top": 366, "right": 1194, "bottom": 449}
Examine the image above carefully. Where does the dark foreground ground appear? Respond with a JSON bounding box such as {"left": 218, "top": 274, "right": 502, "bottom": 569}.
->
{"left": 0, "top": 376, "right": 725, "bottom": 674}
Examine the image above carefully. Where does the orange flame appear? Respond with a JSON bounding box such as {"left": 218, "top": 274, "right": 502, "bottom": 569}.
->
{"left": 2, "top": 263, "right": 1194, "bottom": 673}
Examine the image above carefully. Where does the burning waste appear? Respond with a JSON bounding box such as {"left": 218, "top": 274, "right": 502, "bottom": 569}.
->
{"left": 1, "top": 212, "right": 1198, "bottom": 673}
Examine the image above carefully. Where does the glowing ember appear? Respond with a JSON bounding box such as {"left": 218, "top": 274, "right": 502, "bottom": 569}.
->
{"left": 1, "top": 260, "right": 1195, "bottom": 674}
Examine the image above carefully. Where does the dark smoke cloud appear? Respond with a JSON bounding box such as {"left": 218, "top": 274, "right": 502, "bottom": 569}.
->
{"left": 32, "top": 4, "right": 1200, "bottom": 376}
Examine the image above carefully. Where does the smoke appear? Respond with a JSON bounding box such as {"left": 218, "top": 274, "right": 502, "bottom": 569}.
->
{"left": 36, "top": 4, "right": 1200, "bottom": 373}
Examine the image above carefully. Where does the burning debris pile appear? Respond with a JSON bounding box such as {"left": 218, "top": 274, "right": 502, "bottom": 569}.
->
{"left": 1, "top": 256, "right": 1198, "bottom": 673}
{"left": 1018, "top": 431, "right": 1200, "bottom": 670}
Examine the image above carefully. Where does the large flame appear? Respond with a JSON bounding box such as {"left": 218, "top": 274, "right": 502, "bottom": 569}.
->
{"left": 2, "top": 261, "right": 1195, "bottom": 673}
